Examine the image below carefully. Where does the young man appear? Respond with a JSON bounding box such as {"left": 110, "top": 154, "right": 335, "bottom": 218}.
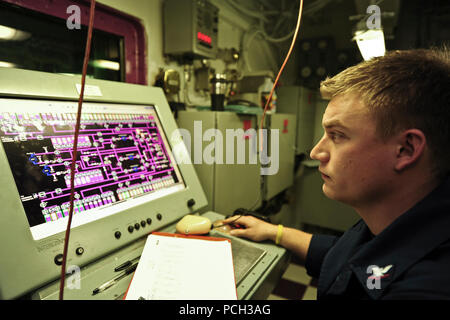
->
{"left": 223, "top": 47, "right": 450, "bottom": 299}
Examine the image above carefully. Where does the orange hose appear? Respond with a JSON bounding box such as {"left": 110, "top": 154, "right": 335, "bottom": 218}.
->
{"left": 259, "top": 0, "right": 304, "bottom": 152}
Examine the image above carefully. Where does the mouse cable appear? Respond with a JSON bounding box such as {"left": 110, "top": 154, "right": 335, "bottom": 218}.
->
{"left": 259, "top": 0, "right": 304, "bottom": 152}
{"left": 212, "top": 215, "right": 243, "bottom": 229}
{"left": 212, "top": 210, "right": 271, "bottom": 229}
{"left": 59, "top": 0, "right": 96, "bottom": 300}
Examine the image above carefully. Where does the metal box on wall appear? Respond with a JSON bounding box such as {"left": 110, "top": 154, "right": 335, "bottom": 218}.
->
{"left": 176, "top": 111, "right": 262, "bottom": 216}
{"left": 177, "top": 111, "right": 297, "bottom": 215}
{"left": 163, "top": 0, "right": 219, "bottom": 59}
{"left": 277, "top": 86, "right": 317, "bottom": 156}
{"left": 259, "top": 113, "right": 297, "bottom": 201}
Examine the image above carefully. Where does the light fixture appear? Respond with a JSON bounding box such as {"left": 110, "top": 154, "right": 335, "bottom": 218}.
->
{"left": 90, "top": 60, "right": 121, "bottom": 71}
{"left": 0, "top": 25, "right": 15, "bottom": 40}
{"left": 0, "top": 25, "right": 31, "bottom": 41}
{"left": 353, "top": 29, "right": 386, "bottom": 61}
{"left": 0, "top": 61, "right": 17, "bottom": 68}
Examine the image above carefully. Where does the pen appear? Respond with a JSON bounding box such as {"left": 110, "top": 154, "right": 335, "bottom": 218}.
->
{"left": 93, "top": 262, "right": 139, "bottom": 295}
{"left": 124, "top": 263, "right": 138, "bottom": 275}
{"left": 114, "top": 255, "right": 140, "bottom": 272}
{"left": 92, "top": 278, "right": 118, "bottom": 295}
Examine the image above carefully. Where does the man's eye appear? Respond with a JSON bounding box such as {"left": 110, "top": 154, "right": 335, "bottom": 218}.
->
{"left": 329, "top": 132, "right": 344, "bottom": 141}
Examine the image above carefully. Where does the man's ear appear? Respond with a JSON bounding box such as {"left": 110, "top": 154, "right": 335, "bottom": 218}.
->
{"left": 394, "top": 129, "right": 427, "bottom": 171}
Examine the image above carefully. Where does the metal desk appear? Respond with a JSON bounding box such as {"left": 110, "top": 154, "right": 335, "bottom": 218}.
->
{"left": 33, "top": 211, "right": 289, "bottom": 300}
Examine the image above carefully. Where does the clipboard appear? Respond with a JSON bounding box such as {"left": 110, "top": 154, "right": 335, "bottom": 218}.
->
{"left": 124, "top": 232, "right": 238, "bottom": 300}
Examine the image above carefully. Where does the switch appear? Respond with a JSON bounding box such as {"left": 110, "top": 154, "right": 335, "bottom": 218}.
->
{"left": 156, "top": 213, "right": 162, "bottom": 221}
{"left": 54, "top": 254, "right": 63, "bottom": 266}
{"left": 134, "top": 223, "right": 140, "bottom": 230}
{"left": 75, "top": 247, "right": 84, "bottom": 256}
{"left": 114, "top": 231, "right": 122, "bottom": 239}
{"left": 128, "top": 226, "right": 134, "bottom": 233}
{"left": 140, "top": 220, "right": 146, "bottom": 228}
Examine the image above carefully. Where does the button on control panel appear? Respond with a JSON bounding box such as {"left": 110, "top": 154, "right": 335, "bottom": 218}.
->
{"left": 75, "top": 247, "right": 84, "bottom": 256}
{"left": 120, "top": 215, "right": 162, "bottom": 237}
{"left": 54, "top": 254, "right": 63, "bottom": 266}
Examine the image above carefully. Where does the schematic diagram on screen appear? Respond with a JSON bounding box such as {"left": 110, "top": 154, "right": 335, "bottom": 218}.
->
{"left": 0, "top": 102, "right": 184, "bottom": 228}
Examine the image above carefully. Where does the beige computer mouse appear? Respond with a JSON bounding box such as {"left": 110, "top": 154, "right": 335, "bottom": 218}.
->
{"left": 176, "top": 215, "right": 212, "bottom": 235}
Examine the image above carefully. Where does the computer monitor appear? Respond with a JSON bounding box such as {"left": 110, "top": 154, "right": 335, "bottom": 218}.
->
{"left": 0, "top": 67, "right": 207, "bottom": 299}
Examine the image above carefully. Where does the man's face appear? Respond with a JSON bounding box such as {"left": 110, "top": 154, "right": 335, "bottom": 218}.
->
{"left": 310, "top": 93, "right": 396, "bottom": 208}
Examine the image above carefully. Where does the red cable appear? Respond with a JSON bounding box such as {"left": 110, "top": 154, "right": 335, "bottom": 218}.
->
{"left": 259, "top": 0, "right": 304, "bottom": 151}
{"left": 59, "top": 0, "right": 96, "bottom": 300}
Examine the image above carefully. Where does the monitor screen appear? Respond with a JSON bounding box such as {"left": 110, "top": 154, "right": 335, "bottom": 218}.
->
{"left": 0, "top": 98, "right": 185, "bottom": 240}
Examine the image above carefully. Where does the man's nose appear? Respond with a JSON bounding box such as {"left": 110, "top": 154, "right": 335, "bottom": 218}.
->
{"left": 310, "top": 136, "right": 329, "bottom": 163}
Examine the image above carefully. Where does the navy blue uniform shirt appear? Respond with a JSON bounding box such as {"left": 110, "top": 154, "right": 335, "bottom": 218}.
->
{"left": 305, "top": 176, "right": 450, "bottom": 300}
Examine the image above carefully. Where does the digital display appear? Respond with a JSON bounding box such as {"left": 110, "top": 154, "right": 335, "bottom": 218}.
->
{"left": 197, "top": 31, "right": 212, "bottom": 46}
{"left": 0, "top": 99, "right": 185, "bottom": 240}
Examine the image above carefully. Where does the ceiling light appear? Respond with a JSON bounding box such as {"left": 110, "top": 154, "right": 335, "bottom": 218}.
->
{"left": 353, "top": 29, "right": 386, "bottom": 61}
{"left": 0, "top": 25, "right": 31, "bottom": 41}
{"left": 91, "top": 60, "right": 121, "bottom": 71}
{"left": 0, "top": 61, "right": 17, "bottom": 68}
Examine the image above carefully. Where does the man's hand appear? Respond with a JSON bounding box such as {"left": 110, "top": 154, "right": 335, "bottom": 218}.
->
{"left": 223, "top": 215, "right": 313, "bottom": 263}
{"left": 222, "top": 215, "right": 278, "bottom": 242}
